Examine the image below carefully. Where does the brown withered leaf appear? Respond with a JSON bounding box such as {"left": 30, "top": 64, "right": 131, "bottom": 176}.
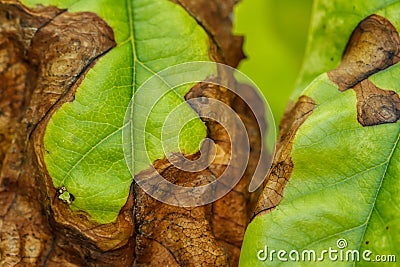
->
{"left": 0, "top": 0, "right": 265, "bottom": 266}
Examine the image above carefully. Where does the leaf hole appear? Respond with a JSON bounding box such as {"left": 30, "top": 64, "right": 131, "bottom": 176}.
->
{"left": 5, "top": 10, "right": 12, "bottom": 20}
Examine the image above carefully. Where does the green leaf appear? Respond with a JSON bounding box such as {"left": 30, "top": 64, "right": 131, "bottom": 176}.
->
{"left": 22, "top": 0, "right": 209, "bottom": 223}
{"left": 241, "top": 2, "right": 400, "bottom": 266}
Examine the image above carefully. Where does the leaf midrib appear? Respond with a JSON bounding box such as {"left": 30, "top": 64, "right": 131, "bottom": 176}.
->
{"left": 60, "top": 0, "right": 165, "bottom": 184}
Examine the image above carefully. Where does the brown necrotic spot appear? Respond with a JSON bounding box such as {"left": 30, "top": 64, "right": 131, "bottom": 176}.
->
{"left": 354, "top": 79, "right": 400, "bottom": 126}
{"left": 173, "top": 0, "right": 245, "bottom": 67}
{"left": 328, "top": 14, "right": 400, "bottom": 127}
{"left": 328, "top": 14, "right": 400, "bottom": 91}
{"left": 252, "top": 95, "right": 315, "bottom": 218}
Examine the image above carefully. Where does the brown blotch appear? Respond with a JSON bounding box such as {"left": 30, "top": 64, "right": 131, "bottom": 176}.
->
{"left": 252, "top": 95, "right": 315, "bottom": 218}
{"left": 328, "top": 14, "right": 400, "bottom": 127}
{"left": 133, "top": 76, "right": 269, "bottom": 266}
{"left": 328, "top": 14, "right": 400, "bottom": 91}
{"left": 354, "top": 79, "right": 400, "bottom": 126}
{"left": 173, "top": 0, "right": 245, "bottom": 67}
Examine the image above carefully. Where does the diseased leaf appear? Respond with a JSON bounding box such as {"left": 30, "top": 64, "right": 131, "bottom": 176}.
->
{"left": 1, "top": 0, "right": 255, "bottom": 265}
{"left": 241, "top": 2, "right": 400, "bottom": 266}
{"left": 0, "top": 1, "right": 136, "bottom": 263}
{"left": 21, "top": 0, "right": 209, "bottom": 223}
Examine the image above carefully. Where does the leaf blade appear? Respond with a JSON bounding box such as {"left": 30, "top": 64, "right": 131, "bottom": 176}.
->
{"left": 26, "top": 0, "right": 210, "bottom": 223}
{"left": 241, "top": 10, "right": 400, "bottom": 261}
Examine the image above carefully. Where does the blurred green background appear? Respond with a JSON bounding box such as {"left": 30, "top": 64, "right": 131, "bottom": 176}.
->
{"left": 234, "top": 0, "right": 313, "bottom": 129}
